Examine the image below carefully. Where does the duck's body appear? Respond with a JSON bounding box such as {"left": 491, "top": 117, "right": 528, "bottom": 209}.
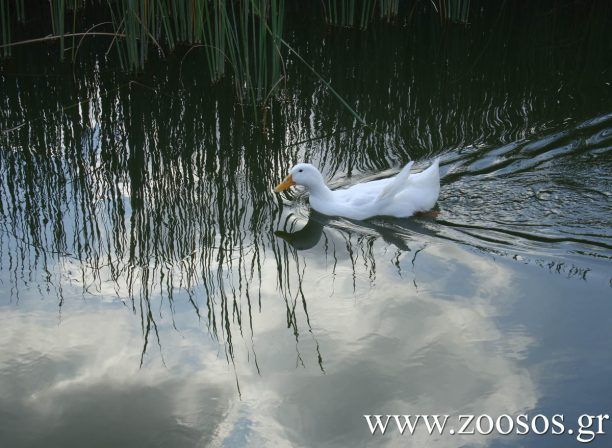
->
{"left": 274, "top": 159, "right": 440, "bottom": 220}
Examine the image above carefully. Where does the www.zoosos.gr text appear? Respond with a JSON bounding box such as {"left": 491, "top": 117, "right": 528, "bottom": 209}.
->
{"left": 363, "top": 413, "right": 610, "bottom": 443}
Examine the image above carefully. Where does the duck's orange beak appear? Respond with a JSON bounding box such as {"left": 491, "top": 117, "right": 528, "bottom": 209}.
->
{"left": 274, "top": 174, "right": 296, "bottom": 192}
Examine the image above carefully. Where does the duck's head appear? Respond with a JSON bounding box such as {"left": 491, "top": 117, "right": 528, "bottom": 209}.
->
{"left": 274, "top": 163, "right": 324, "bottom": 192}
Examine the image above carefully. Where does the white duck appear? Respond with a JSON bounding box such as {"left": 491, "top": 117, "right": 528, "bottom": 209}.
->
{"left": 274, "top": 158, "right": 440, "bottom": 220}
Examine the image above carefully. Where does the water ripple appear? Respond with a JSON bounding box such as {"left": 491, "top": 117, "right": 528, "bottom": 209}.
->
{"left": 437, "top": 115, "right": 612, "bottom": 260}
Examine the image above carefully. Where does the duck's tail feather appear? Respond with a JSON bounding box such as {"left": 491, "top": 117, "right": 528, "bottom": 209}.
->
{"left": 376, "top": 161, "right": 414, "bottom": 203}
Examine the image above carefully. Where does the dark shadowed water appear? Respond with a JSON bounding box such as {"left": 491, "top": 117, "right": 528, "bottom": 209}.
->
{"left": 1, "top": 3, "right": 611, "bottom": 447}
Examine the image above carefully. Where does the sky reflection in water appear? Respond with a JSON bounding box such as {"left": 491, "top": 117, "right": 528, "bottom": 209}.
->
{"left": 1, "top": 3, "right": 611, "bottom": 447}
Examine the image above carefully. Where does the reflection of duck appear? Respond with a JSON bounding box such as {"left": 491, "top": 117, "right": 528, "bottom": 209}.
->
{"left": 274, "top": 159, "right": 440, "bottom": 220}
{"left": 275, "top": 211, "right": 440, "bottom": 252}
{"left": 274, "top": 213, "right": 326, "bottom": 250}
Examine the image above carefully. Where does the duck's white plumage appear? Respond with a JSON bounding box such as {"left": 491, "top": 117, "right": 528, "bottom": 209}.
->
{"left": 274, "top": 158, "right": 440, "bottom": 220}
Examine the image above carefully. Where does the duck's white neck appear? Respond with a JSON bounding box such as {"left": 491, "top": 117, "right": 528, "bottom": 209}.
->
{"left": 307, "top": 178, "right": 334, "bottom": 201}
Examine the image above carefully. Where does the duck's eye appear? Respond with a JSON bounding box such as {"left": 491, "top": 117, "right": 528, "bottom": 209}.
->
{"left": 298, "top": 169, "right": 303, "bottom": 173}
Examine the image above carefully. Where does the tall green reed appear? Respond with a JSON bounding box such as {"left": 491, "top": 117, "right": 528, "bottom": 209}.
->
{"left": 0, "top": 0, "right": 473, "bottom": 117}
{"left": 0, "top": 1, "right": 9, "bottom": 58}
{"left": 1, "top": 1, "right": 285, "bottom": 109}
{"left": 436, "top": 0, "right": 471, "bottom": 24}
{"left": 323, "top": 0, "right": 376, "bottom": 29}
{"left": 0, "top": 0, "right": 25, "bottom": 57}
{"left": 321, "top": 0, "right": 471, "bottom": 27}
{"left": 378, "top": 0, "right": 399, "bottom": 21}
{"left": 49, "top": 0, "right": 66, "bottom": 58}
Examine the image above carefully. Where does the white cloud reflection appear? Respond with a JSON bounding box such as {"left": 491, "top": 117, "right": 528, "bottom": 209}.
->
{"left": 0, "top": 229, "right": 538, "bottom": 448}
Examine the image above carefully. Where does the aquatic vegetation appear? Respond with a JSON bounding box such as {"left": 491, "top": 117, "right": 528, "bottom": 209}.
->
{"left": 434, "top": 0, "right": 471, "bottom": 24}
{"left": 2, "top": 0, "right": 605, "bottom": 117}
{"left": 0, "top": 2, "right": 611, "bottom": 445}
{"left": 1, "top": 0, "right": 286, "bottom": 108}
{"left": 0, "top": 0, "right": 483, "bottom": 104}
{"left": 1, "top": 1, "right": 610, "bottom": 364}
{"left": 323, "top": 0, "right": 376, "bottom": 29}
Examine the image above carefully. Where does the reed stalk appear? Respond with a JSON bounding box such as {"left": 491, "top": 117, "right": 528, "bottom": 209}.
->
{"left": 0, "top": 0, "right": 9, "bottom": 57}
{"left": 0, "top": 0, "right": 474, "bottom": 106}
{"left": 0, "top": 0, "right": 284, "bottom": 107}
{"left": 322, "top": 0, "right": 375, "bottom": 29}
{"left": 379, "top": 0, "right": 399, "bottom": 21}
{"left": 438, "top": 0, "right": 471, "bottom": 24}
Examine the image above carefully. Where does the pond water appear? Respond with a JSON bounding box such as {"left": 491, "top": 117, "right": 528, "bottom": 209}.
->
{"left": 1, "top": 4, "right": 611, "bottom": 448}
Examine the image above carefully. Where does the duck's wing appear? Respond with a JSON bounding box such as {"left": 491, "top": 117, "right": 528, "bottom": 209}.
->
{"left": 403, "top": 157, "right": 440, "bottom": 190}
{"left": 375, "top": 161, "right": 414, "bottom": 203}
{"left": 335, "top": 185, "right": 380, "bottom": 207}
{"left": 332, "top": 176, "right": 387, "bottom": 201}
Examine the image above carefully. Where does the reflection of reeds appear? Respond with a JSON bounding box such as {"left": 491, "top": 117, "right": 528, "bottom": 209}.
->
{"left": 1, "top": 0, "right": 610, "bottom": 371}
{"left": 0, "top": 57, "right": 321, "bottom": 369}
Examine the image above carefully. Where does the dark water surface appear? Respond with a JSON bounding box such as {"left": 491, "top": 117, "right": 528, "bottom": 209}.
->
{"left": 1, "top": 4, "right": 611, "bottom": 447}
